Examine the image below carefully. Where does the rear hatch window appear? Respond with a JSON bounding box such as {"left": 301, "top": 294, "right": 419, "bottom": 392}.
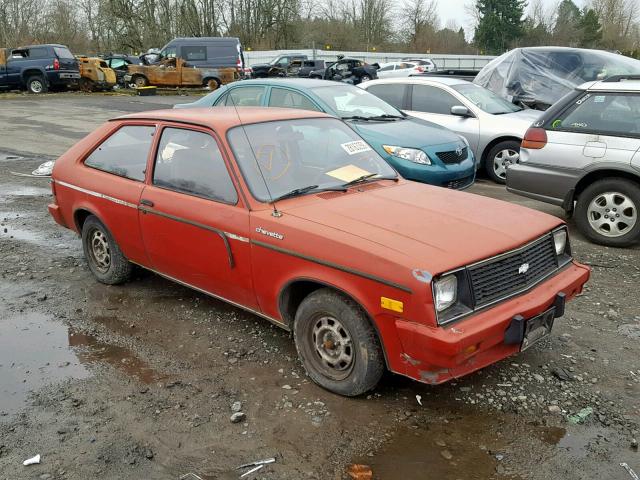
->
{"left": 53, "top": 47, "right": 78, "bottom": 70}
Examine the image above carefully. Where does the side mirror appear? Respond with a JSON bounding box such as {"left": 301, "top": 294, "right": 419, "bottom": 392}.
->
{"left": 451, "top": 105, "right": 472, "bottom": 117}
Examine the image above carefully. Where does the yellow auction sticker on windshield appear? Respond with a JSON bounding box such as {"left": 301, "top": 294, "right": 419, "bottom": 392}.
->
{"left": 326, "top": 165, "right": 372, "bottom": 182}
{"left": 341, "top": 140, "right": 372, "bottom": 155}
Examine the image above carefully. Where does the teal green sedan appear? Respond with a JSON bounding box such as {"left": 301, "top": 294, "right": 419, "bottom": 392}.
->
{"left": 175, "top": 79, "right": 476, "bottom": 189}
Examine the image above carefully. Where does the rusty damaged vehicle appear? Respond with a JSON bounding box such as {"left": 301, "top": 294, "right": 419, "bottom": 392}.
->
{"left": 48, "top": 107, "right": 590, "bottom": 396}
{"left": 77, "top": 56, "right": 117, "bottom": 91}
{"left": 124, "top": 57, "right": 238, "bottom": 90}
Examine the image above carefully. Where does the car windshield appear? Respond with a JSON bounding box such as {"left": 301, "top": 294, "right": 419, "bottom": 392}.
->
{"left": 228, "top": 117, "right": 397, "bottom": 202}
{"left": 311, "top": 85, "right": 404, "bottom": 119}
{"left": 452, "top": 83, "right": 522, "bottom": 114}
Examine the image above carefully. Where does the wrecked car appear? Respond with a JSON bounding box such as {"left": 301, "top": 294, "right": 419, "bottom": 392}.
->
{"left": 310, "top": 56, "right": 377, "bottom": 84}
{"left": 103, "top": 54, "right": 142, "bottom": 85}
{"left": 474, "top": 47, "right": 640, "bottom": 110}
{"left": 124, "top": 56, "right": 238, "bottom": 89}
{"left": 0, "top": 44, "right": 79, "bottom": 93}
{"left": 77, "top": 56, "right": 117, "bottom": 91}
{"left": 250, "top": 54, "right": 308, "bottom": 78}
{"left": 48, "top": 107, "right": 590, "bottom": 396}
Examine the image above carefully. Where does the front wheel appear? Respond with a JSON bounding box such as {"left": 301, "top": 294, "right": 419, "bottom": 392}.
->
{"left": 205, "top": 78, "right": 220, "bottom": 90}
{"left": 293, "top": 289, "right": 384, "bottom": 396}
{"left": 574, "top": 178, "right": 640, "bottom": 247}
{"left": 81, "top": 215, "right": 133, "bottom": 284}
{"left": 485, "top": 140, "right": 521, "bottom": 184}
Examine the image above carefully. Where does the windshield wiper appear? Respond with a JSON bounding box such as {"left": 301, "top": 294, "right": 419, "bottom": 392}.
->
{"left": 341, "top": 115, "right": 375, "bottom": 121}
{"left": 343, "top": 173, "right": 398, "bottom": 187}
{"left": 271, "top": 185, "right": 347, "bottom": 203}
{"left": 369, "top": 114, "right": 405, "bottom": 120}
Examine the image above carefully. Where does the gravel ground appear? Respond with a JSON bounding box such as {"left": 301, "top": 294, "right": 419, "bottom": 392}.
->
{"left": 0, "top": 93, "right": 639, "bottom": 480}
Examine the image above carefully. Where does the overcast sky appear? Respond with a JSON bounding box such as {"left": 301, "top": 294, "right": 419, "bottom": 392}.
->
{"left": 436, "top": 0, "right": 587, "bottom": 34}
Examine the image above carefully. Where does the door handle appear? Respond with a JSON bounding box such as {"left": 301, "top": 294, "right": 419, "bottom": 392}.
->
{"left": 140, "top": 199, "right": 154, "bottom": 207}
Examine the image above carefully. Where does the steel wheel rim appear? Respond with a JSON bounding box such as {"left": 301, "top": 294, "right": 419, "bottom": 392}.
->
{"left": 493, "top": 148, "right": 519, "bottom": 179}
{"left": 587, "top": 191, "right": 637, "bottom": 238}
{"left": 31, "top": 80, "right": 43, "bottom": 93}
{"left": 310, "top": 315, "right": 354, "bottom": 380}
{"left": 89, "top": 229, "right": 111, "bottom": 273}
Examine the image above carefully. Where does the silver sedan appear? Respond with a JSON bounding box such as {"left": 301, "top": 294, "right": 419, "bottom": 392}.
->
{"left": 360, "top": 77, "right": 542, "bottom": 183}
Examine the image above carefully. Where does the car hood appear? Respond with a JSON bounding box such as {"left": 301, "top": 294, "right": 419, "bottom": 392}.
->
{"left": 251, "top": 63, "right": 272, "bottom": 69}
{"left": 349, "top": 117, "right": 462, "bottom": 149}
{"left": 283, "top": 182, "right": 562, "bottom": 274}
{"left": 497, "top": 108, "right": 542, "bottom": 124}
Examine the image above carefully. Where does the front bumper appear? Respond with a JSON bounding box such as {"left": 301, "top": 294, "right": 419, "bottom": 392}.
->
{"left": 506, "top": 163, "right": 581, "bottom": 208}
{"left": 390, "top": 151, "right": 476, "bottom": 190}
{"left": 391, "top": 261, "right": 590, "bottom": 384}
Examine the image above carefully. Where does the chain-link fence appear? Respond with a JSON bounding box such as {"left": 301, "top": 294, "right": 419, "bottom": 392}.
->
{"left": 244, "top": 49, "right": 496, "bottom": 70}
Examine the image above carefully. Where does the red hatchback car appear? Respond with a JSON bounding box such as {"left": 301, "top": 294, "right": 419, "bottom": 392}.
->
{"left": 49, "top": 107, "right": 590, "bottom": 396}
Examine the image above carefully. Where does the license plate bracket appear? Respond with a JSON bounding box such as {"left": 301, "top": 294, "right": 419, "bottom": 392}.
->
{"left": 521, "top": 307, "right": 555, "bottom": 351}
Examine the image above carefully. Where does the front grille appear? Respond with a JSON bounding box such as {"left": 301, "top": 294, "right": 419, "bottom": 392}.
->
{"left": 445, "top": 175, "right": 474, "bottom": 190}
{"left": 437, "top": 147, "right": 468, "bottom": 164}
{"left": 468, "top": 236, "right": 558, "bottom": 307}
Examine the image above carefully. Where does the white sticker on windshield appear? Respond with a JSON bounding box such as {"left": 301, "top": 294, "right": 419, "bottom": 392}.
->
{"left": 341, "top": 140, "right": 372, "bottom": 155}
{"left": 594, "top": 95, "right": 606, "bottom": 103}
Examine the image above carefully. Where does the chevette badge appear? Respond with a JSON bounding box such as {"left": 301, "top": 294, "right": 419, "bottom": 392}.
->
{"left": 518, "top": 263, "right": 530, "bottom": 274}
{"left": 256, "top": 227, "right": 284, "bottom": 240}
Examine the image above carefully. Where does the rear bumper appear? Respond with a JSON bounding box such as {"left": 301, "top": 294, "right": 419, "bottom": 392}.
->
{"left": 391, "top": 261, "right": 590, "bottom": 384}
{"left": 48, "top": 71, "right": 80, "bottom": 86}
{"left": 48, "top": 203, "right": 67, "bottom": 228}
{"left": 506, "top": 163, "right": 581, "bottom": 208}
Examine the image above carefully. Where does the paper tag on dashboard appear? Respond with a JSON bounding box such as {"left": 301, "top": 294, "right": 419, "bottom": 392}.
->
{"left": 340, "top": 140, "right": 372, "bottom": 155}
{"left": 325, "top": 165, "right": 372, "bottom": 182}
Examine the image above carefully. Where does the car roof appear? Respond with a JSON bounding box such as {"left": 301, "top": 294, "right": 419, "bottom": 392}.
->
{"left": 114, "top": 107, "right": 331, "bottom": 130}
{"left": 363, "top": 76, "right": 471, "bottom": 87}
{"left": 578, "top": 78, "right": 640, "bottom": 92}
{"left": 223, "top": 78, "right": 336, "bottom": 89}
{"left": 17, "top": 44, "right": 67, "bottom": 49}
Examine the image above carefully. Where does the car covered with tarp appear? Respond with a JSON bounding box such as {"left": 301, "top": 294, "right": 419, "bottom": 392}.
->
{"left": 474, "top": 47, "right": 640, "bottom": 110}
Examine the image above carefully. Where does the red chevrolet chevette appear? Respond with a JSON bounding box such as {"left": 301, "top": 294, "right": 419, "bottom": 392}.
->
{"left": 49, "top": 107, "right": 590, "bottom": 396}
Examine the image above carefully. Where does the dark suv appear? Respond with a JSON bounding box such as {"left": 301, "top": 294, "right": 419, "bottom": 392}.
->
{"left": 0, "top": 44, "right": 79, "bottom": 93}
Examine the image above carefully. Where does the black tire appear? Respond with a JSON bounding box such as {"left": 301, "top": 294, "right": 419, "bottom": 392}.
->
{"left": 293, "top": 288, "right": 384, "bottom": 396}
{"left": 132, "top": 75, "right": 148, "bottom": 88}
{"left": 574, "top": 177, "right": 640, "bottom": 247}
{"left": 485, "top": 140, "right": 521, "bottom": 184}
{"left": 81, "top": 215, "right": 132, "bottom": 284}
{"left": 26, "top": 75, "right": 48, "bottom": 94}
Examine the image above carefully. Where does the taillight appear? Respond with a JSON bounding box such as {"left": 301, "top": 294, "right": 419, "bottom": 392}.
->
{"left": 53, "top": 58, "right": 60, "bottom": 70}
{"left": 416, "top": 66, "right": 425, "bottom": 72}
{"left": 521, "top": 127, "right": 547, "bottom": 149}
{"left": 236, "top": 58, "right": 242, "bottom": 70}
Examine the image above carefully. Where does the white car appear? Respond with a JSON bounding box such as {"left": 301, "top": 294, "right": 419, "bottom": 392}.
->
{"left": 376, "top": 61, "right": 430, "bottom": 78}
{"left": 360, "top": 77, "right": 542, "bottom": 183}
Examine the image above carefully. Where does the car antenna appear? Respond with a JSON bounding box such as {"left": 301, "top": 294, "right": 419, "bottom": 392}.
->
{"left": 226, "top": 90, "right": 283, "bottom": 218}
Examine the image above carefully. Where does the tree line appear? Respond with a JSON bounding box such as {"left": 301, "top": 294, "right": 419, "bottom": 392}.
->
{"left": 0, "top": 0, "right": 638, "bottom": 57}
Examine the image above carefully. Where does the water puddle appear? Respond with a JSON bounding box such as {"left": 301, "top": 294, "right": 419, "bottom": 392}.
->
{"left": 0, "top": 312, "right": 161, "bottom": 417}
{"left": 0, "top": 313, "right": 89, "bottom": 416}
{"left": 0, "top": 154, "right": 24, "bottom": 161}
{"left": 0, "top": 184, "right": 51, "bottom": 197}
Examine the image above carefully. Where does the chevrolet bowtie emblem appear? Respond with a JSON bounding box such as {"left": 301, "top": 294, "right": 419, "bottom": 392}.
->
{"left": 518, "top": 263, "right": 530, "bottom": 274}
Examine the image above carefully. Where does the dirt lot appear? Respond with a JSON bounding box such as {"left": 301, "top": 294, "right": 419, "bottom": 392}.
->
{"left": 0, "top": 93, "right": 639, "bottom": 480}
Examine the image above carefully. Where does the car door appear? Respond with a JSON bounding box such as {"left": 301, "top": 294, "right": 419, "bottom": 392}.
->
{"left": 81, "top": 123, "right": 156, "bottom": 265}
{"left": 541, "top": 92, "right": 640, "bottom": 171}
{"left": 138, "top": 125, "right": 255, "bottom": 307}
{"left": 405, "top": 83, "right": 480, "bottom": 152}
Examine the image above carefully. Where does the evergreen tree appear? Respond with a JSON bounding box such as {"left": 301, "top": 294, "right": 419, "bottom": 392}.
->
{"left": 578, "top": 8, "right": 603, "bottom": 48}
{"left": 474, "top": 0, "right": 527, "bottom": 54}
{"left": 553, "top": 0, "right": 582, "bottom": 46}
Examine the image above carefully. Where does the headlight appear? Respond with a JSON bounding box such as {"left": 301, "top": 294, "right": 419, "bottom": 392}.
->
{"left": 433, "top": 275, "right": 458, "bottom": 312}
{"left": 382, "top": 145, "right": 431, "bottom": 165}
{"left": 553, "top": 229, "right": 567, "bottom": 255}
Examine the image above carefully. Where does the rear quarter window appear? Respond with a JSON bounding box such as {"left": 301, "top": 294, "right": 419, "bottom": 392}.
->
{"left": 84, "top": 125, "right": 155, "bottom": 181}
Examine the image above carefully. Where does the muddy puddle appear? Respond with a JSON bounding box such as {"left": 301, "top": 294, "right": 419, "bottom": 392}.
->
{"left": 0, "top": 154, "right": 24, "bottom": 161}
{"left": 0, "top": 312, "right": 161, "bottom": 417}
{"left": 0, "top": 184, "right": 51, "bottom": 198}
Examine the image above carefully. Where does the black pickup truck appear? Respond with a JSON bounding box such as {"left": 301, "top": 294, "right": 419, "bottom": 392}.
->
{"left": 0, "top": 44, "right": 80, "bottom": 93}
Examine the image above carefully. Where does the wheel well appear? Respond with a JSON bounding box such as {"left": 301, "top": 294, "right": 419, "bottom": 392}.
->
{"left": 574, "top": 169, "right": 640, "bottom": 200}
{"left": 23, "top": 70, "right": 45, "bottom": 81}
{"left": 74, "top": 208, "right": 93, "bottom": 232}
{"left": 278, "top": 279, "right": 389, "bottom": 367}
{"left": 481, "top": 136, "right": 522, "bottom": 164}
{"left": 203, "top": 76, "right": 220, "bottom": 84}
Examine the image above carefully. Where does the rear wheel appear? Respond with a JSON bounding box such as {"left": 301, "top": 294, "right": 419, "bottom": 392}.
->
{"left": 485, "top": 140, "right": 520, "bottom": 184}
{"left": 79, "top": 78, "right": 95, "bottom": 92}
{"left": 27, "top": 75, "right": 47, "bottom": 94}
{"left": 575, "top": 178, "right": 640, "bottom": 247}
{"left": 293, "top": 289, "right": 384, "bottom": 396}
{"left": 81, "top": 215, "right": 132, "bottom": 284}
